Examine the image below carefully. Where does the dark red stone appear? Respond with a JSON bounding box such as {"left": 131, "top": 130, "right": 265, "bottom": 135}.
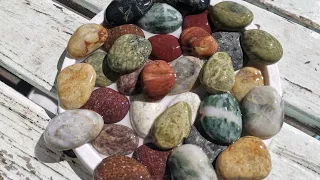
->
{"left": 81, "top": 88, "right": 129, "bottom": 124}
{"left": 148, "top": 35, "right": 182, "bottom": 62}
{"left": 183, "top": 10, "right": 212, "bottom": 34}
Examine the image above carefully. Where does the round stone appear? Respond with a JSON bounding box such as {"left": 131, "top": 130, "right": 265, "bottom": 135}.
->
{"left": 107, "top": 34, "right": 151, "bottom": 73}
{"left": 183, "top": 10, "right": 212, "bottom": 34}
{"left": 165, "top": 0, "right": 210, "bottom": 13}
{"left": 242, "top": 29, "right": 283, "bottom": 65}
{"left": 209, "top": 1, "right": 254, "bottom": 31}
{"left": 242, "top": 86, "right": 284, "bottom": 139}
{"left": 91, "top": 124, "right": 138, "bottom": 156}
{"left": 137, "top": 3, "right": 182, "bottom": 34}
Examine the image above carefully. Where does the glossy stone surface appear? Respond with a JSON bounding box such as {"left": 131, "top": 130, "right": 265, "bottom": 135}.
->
{"left": 169, "top": 56, "right": 204, "bottom": 95}
{"left": 168, "top": 144, "right": 218, "bottom": 180}
{"left": 199, "top": 93, "right": 242, "bottom": 144}
{"left": 81, "top": 88, "right": 130, "bottom": 124}
{"left": 184, "top": 126, "right": 226, "bottom": 162}
{"left": 92, "top": 124, "right": 138, "bottom": 156}
{"left": 149, "top": 35, "right": 182, "bottom": 62}
{"left": 133, "top": 144, "right": 172, "bottom": 180}
{"left": 105, "top": 0, "right": 154, "bottom": 25}
{"left": 67, "top": 24, "right": 107, "bottom": 58}
{"left": 183, "top": 10, "right": 211, "bottom": 34}
{"left": 242, "top": 29, "right": 283, "bottom": 65}
{"left": 180, "top": 27, "right": 218, "bottom": 58}
{"left": 212, "top": 32, "right": 243, "bottom": 70}
{"left": 44, "top": 110, "right": 104, "bottom": 150}
{"left": 94, "top": 155, "right": 151, "bottom": 180}
{"left": 108, "top": 34, "right": 151, "bottom": 73}
{"left": 137, "top": 3, "right": 182, "bottom": 34}
{"left": 200, "top": 52, "right": 235, "bottom": 94}
{"left": 152, "top": 102, "right": 191, "bottom": 149}
{"left": 168, "top": 92, "right": 201, "bottom": 124}
{"left": 130, "top": 95, "right": 166, "bottom": 138}
{"left": 103, "top": 24, "right": 145, "bottom": 52}
{"left": 209, "top": 1, "right": 253, "bottom": 31}
{"left": 231, "top": 67, "right": 264, "bottom": 102}
{"left": 58, "top": 63, "right": 96, "bottom": 110}
{"left": 216, "top": 136, "right": 271, "bottom": 180}
{"left": 142, "top": 60, "right": 176, "bottom": 101}
{"left": 242, "top": 86, "right": 284, "bottom": 139}
{"left": 165, "top": 0, "right": 210, "bottom": 13}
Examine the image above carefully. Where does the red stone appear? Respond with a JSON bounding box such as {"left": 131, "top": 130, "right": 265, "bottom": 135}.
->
{"left": 142, "top": 60, "right": 176, "bottom": 101}
{"left": 148, "top": 35, "right": 182, "bottom": 62}
{"left": 81, "top": 88, "right": 129, "bottom": 124}
{"left": 183, "top": 10, "right": 212, "bottom": 34}
{"left": 180, "top": 27, "right": 218, "bottom": 58}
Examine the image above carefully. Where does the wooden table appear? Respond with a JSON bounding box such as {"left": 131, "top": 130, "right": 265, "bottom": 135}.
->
{"left": 0, "top": 0, "right": 320, "bottom": 179}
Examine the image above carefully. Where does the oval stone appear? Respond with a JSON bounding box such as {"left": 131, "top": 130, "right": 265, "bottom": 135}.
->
{"left": 137, "top": 3, "right": 182, "bottom": 34}
{"left": 149, "top": 34, "right": 182, "bottom": 62}
{"left": 105, "top": 0, "right": 154, "bottom": 25}
{"left": 67, "top": 24, "right": 108, "bottom": 58}
{"left": 231, "top": 67, "right": 264, "bottom": 102}
{"left": 81, "top": 88, "right": 130, "bottom": 124}
{"left": 169, "top": 56, "right": 204, "bottom": 95}
{"left": 91, "top": 124, "right": 138, "bottom": 156}
{"left": 242, "top": 29, "right": 283, "bottom": 65}
{"left": 168, "top": 144, "right": 218, "bottom": 180}
{"left": 44, "top": 109, "right": 104, "bottom": 150}
{"left": 165, "top": 0, "right": 210, "bottom": 13}
{"left": 242, "top": 86, "right": 284, "bottom": 139}
{"left": 216, "top": 136, "right": 271, "bottom": 180}
{"left": 209, "top": 1, "right": 253, "bottom": 31}
{"left": 94, "top": 155, "right": 151, "bottom": 180}
{"left": 58, "top": 63, "right": 96, "bottom": 110}
{"left": 199, "top": 93, "right": 242, "bottom": 144}
{"left": 183, "top": 10, "right": 212, "bottom": 34}
{"left": 108, "top": 34, "right": 151, "bottom": 73}
{"left": 152, "top": 102, "right": 191, "bottom": 149}
{"left": 200, "top": 52, "right": 235, "bottom": 94}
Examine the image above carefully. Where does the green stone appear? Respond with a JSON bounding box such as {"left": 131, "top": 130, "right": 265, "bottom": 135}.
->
{"left": 137, "top": 3, "right": 183, "bottom": 34}
{"left": 200, "top": 52, "right": 235, "bottom": 93}
{"left": 242, "top": 29, "right": 283, "bottom": 65}
{"left": 151, "top": 102, "right": 191, "bottom": 149}
{"left": 107, "top": 34, "right": 151, "bottom": 73}
{"left": 209, "top": 1, "right": 253, "bottom": 31}
{"left": 199, "top": 93, "right": 242, "bottom": 144}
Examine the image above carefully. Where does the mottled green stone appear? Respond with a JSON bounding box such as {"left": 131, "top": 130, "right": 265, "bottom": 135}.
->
{"left": 137, "top": 3, "right": 183, "bottom": 34}
{"left": 152, "top": 102, "right": 191, "bottom": 149}
{"left": 242, "top": 29, "right": 283, "bottom": 65}
{"left": 209, "top": 1, "right": 253, "bottom": 31}
{"left": 107, "top": 34, "right": 151, "bottom": 73}
{"left": 200, "top": 93, "right": 242, "bottom": 144}
{"left": 200, "top": 52, "right": 235, "bottom": 93}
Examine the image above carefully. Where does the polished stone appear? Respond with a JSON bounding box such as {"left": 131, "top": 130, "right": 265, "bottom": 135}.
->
{"left": 165, "top": 0, "right": 210, "bottom": 13}
{"left": 183, "top": 10, "right": 211, "bottom": 34}
{"left": 149, "top": 34, "right": 182, "bottom": 62}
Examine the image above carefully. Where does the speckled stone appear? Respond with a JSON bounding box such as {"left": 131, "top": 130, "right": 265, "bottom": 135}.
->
{"left": 212, "top": 32, "right": 243, "bottom": 70}
{"left": 216, "top": 136, "right": 271, "bottom": 180}
{"left": 199, "top": 93, "right": 242, "bottom": 144}
{"left": 94, "top": 155, "right": 151, "bottom": 180}
{"left": 137, "top": 3, "right": 182, "bottom": 34}
{"left": 108, "top": 34, "right": 151, "bottom": 73}
{"left": 44, "top": 110, "right": 104, "bottom": 150}
{"left": 242, "top": 86, "right": 284, "bottom": 139}
{"left": 169, "top": 56, "right": 204, "bottom": 95}
{"left": 152, "top": 102, "right": 191, "bottom": 149}
{"left": 200, "top": 52, "right": 235, "bottom": 94}
{"left": 57, "top": 63, "right": 96, "bottom": 110}
{"left": 165, "top": 0, "right": 210, "bottom": 13}
{"left": 168, "top": 144, "right": 218, "bottom": 180}
{"left": 231, "top": 67, "right": 264, "bottom": 102}
{"left": 92, "top": 124, "right": 138, "bottom": 156}
{"left": 105, "top": 0, "right": 154, "bottom": 25}
{"left": 183, "top": 10, "right": 211, "bottom": 34}
{"left": 149, "top": 34, "right": 182, "bottom": 62}
{"left": 184, "top": 126, "right": 227, "bottom": 162}
{"left": 209, "top": 1, "right": 253, "bottom": 31}
{"left": 242, "top": 29, "right": 283, "bottom": 65}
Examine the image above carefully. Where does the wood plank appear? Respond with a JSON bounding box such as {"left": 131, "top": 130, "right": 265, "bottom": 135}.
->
{"left": 0, "top": 81, "right": 91, "bottom": 180}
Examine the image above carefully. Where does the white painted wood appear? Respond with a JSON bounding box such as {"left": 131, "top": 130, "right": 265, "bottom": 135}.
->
{"left": 0, "top": 81, "right": 91, "bottom": 180}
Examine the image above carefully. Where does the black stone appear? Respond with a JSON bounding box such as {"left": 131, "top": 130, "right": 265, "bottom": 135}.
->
{"left": 105, "top": 0, "right": 154, "bottom": 25}
{"left": 165, "top": 0, "right": 210, "bottom": 13}
{"left": 212, "top": 32, "right": 244, "bottom": 70}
